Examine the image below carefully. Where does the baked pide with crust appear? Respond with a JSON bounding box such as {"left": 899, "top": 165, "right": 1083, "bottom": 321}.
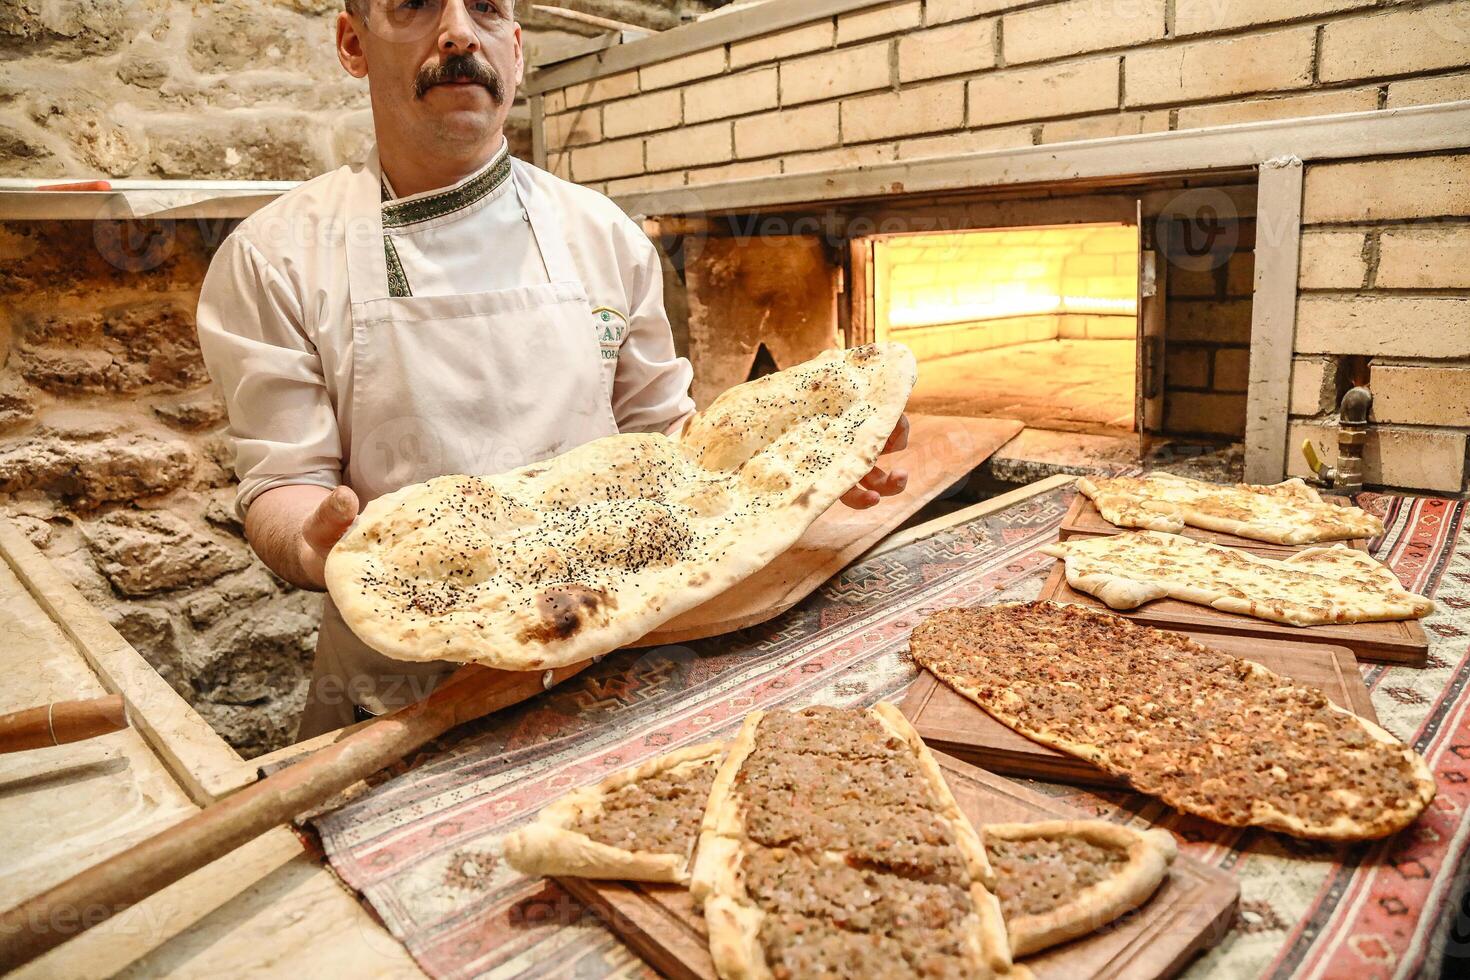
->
{"left": 502, "top": 741, "right": 724, "bottom": 885}
{"left": 1076, "top": 473, "right": 1384, "bottom": 545}
{"left": 910, "top": 602, "right": 1436, "bottom": 841}
{"left": 985, "top": 820, "right": 1176, "bottom": 957}
{"left": 325, "top": 344, "right": 916, "bottom": 670}
{"left": 504, "top": 721, "right": 1175, "bottom": 967}
{"left": 1042, "top": 530, "right": 1433, "bottom": 626}
{"left": 691, "top": 703, "right": 1015, "bottom": 980}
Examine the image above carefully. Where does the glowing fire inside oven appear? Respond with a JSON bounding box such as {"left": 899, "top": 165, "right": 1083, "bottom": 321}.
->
{"left": 876, "top": 224, "right": 1139, "bottom": 332}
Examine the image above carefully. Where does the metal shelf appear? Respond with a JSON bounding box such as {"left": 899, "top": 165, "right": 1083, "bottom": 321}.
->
{"left": 0, "top": 178, "right": 298, "bottom": 221}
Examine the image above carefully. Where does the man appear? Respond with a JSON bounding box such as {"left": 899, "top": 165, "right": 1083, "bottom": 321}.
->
{"left": 197, "top": 0, "right": 909, "bottom": 739}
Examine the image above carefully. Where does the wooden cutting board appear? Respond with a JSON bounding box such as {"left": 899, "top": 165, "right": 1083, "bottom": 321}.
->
{"left": 1058, "top": 492, "right": 1371, "bottom": 553}
{"left": 1038, "top": 560, "right": 1429, "bottom": 666}
{"left": 559, "top": 751, "right": 1238, "bottom": 980}
{"left": 900, "top": 633, "right": 1374, "bottom": 788}
{"left": 632, "top": 413, "right": 1024, "bottom": 646}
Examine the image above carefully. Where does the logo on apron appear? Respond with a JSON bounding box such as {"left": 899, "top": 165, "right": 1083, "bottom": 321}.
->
{"left": 592, "top": 306, "right": 628, "bottom": 362}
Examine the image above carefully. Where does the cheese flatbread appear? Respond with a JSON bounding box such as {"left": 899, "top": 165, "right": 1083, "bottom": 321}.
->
{"left": 503, "top": 741, "right": 723, "bottom": 884}
{"left": 325, "top": 344, "right": 915, "bottom": 670}
{"left": 1077, "top": 473, "right": 1384, "bottom": 545}
{"left": 985, "top": 820, "right": 1176, "bottom": 957}
{"left": 910, "top": 602, "right": 1436, "bottom": 840}
{"left": 1042, "top": 530, "right": 1433, "bottom": 626}
{"left": 692, "top": 704, "right": 1014, "bottom": 979}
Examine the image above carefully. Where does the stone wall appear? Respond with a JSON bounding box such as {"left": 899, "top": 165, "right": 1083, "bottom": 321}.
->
{"left": 0, "top": 0, "right": 727, "bottom": 178}
{"left": 0, "top": 0, "right": 727, "bottom": 757}
{"left": 0, "top": 218, "right": 321, "bottom": 756}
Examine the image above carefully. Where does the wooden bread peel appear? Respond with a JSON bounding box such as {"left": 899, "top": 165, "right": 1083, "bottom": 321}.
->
{"left": 0, "top": 661, "right": 589, "bottom": 971}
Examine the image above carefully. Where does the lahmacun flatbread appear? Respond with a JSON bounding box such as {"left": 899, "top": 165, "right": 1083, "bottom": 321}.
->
{"left": 691, "top": 704, "right": 1015, "bottom": 979}
{"left": 502, "top": 741, "right": 724, "bottom": 884}
{"left": 1077, "top": 473, "right": 1384, "bottom": 545}
{"left": 1042, "top": 530, "right": 1433, "bottom": 626}
{"left": 325, "top": 344, "right": 915, "bottom": 670}
{"left": 910, "top": 602, "right": 1436, "bottom": 841}
{"left": 985, "top": 820, "right": 1176, "bottom": 957}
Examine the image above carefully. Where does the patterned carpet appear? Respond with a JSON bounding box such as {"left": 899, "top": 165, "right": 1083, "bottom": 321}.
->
{"left": 312, "top": 486, "right": 1469, "bottom": 980}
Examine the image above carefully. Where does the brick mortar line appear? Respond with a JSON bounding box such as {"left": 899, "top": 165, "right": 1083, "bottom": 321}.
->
{"left": 1287, "top": 416, "right": 1470, "bottom": 434}
{"left": 1355, "top": 358, "right": 1470, "bottom": 369}
{"left": 1363, "top": 230, "right": 1383, "bottom": 290}
{"left": 1302, "top": 215, "right": 1470, "bottom": 231}
{"left": 1311, "top": 24, "right": 1325, "bottom": 88}
{"left": 548, "top": 69, "right": 1465, "bottom": 151}
{"left": 1297, "top": 288, "right": 1470, "bottom": 298}
{"left": 548, "top": 55, "right": 1465, "bottom": 122}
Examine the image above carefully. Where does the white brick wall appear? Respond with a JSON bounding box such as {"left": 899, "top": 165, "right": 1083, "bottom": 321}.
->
{"left": 1124, "top": 27, "right": 1315, "bottom": 107}
{"left": 969, "top": 57, "right": 1120, "bottom": 126}
{"left": 1003, "top": 0, "right": 1166, "bottom": 65}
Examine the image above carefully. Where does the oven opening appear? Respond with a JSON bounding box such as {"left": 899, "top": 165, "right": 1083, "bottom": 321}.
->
{"left": 868, "top": 223, "right": 1140, "bottom": 438}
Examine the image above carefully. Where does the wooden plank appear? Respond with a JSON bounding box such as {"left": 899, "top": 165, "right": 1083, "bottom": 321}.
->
{"left": 864, "top": 472, "right": 1074, "bottom": 560}
{"left": 1244, "top": 158, "right": 1304, "bottom": 484}
{"left": 1039, "top": 561, "right": 1428, "bottom": 666}
{"left": 902, "top": 634, "right": 1374, "bottom": 788}
{"left": 616, "top": 103, "right": 1470, "bottom": 218}
{"left": 0, "top": 543, "right": 421, "bottom": 978}
{"left": 0, "top": 521, "right": 248, "bottom": 804}
{"left": 12, "top": 828, "right": 423, "bottom": 980}
{"left": 562, "top": 751, "right": 1239, "bottom": 980}
{"left": 633, "top": 415, "right": 1024, "bottom": 646}
{"left": 1057, "top": 492, "right": 1370, "bottom": 553}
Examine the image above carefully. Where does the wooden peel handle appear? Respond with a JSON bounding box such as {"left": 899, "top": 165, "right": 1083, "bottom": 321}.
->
{"left": 0, "top": 695, "right": 129, "bottom": 754}
{"left": 0, "top": 661, "right": 589, "bottom": 972}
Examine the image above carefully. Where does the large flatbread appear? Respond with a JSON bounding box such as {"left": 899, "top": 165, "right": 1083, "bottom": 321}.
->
{"left": 692, "top": 704, "right": 1015, "bottom": 979}
{"left": 910, "top": 602, "right": 1437, "bottom": 840}
{"left": 985, "top": 820, "right": 1176, "bottom": 957}
{"left": 1042, "top": 530, "right": 1433, "bottom": 626}
{"left": 325, "top": 344, "right": 915, "bottom": 670}
{"left": 502, "top": 741, "right": 723, "bottom": 884}
{"left": 1077, "top": 472, "right": 1384, "bottom": 544}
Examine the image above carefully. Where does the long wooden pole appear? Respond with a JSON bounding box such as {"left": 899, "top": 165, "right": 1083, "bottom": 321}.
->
{"left": 0, "top": 661, "right": 589, "bottom": 971}
{"left": 0, "top": 694, "right": 129, "bottom": 753}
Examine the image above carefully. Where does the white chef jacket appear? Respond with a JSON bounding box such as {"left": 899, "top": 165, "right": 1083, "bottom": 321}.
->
{"left": 197, "top": 139, "right": 695, "bottom": 519}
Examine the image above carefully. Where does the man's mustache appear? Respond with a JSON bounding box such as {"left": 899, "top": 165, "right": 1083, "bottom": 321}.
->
{"left": 415, "top": 55, "right": 504, "bottom": 102}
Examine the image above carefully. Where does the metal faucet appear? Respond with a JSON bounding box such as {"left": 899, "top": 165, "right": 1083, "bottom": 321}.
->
{"left": 1302, "top": 385, "right": 1372, "bottom": 495}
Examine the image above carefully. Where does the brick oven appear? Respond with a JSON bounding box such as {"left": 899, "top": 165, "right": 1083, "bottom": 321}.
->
{"left": 528, "top": 0, "right": 1470, "bottom": 495}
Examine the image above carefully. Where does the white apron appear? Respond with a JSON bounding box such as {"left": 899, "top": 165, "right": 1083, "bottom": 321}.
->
{"left": 298, "top": 152, "right": 619, "bottom": 739}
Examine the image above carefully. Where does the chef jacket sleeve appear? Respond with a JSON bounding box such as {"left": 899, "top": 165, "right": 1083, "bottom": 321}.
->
{"left": 196, "top": 233, "right": 343, "bottom": 519}
{"left": 610, "top": 223, "right": 696, "bottom": 434}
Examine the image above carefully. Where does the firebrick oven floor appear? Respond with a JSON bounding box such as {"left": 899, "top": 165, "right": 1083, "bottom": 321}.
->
{"left": 905, "top": 339, "right": 1136, "bottom": 436}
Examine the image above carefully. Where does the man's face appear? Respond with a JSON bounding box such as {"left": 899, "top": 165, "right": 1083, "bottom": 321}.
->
{"left": 341, "top": 1, "right": 522, "bottom": 149}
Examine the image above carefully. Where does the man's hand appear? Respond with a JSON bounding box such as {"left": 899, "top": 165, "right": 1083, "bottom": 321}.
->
{"left": 300, "top": 486, "right": 360, "bottom": 587}
{"left": 244, "top": 484, "right": 360, "bottom": 591}
{"left": 841, "top": 414, "right": 909, "bottom": 510}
